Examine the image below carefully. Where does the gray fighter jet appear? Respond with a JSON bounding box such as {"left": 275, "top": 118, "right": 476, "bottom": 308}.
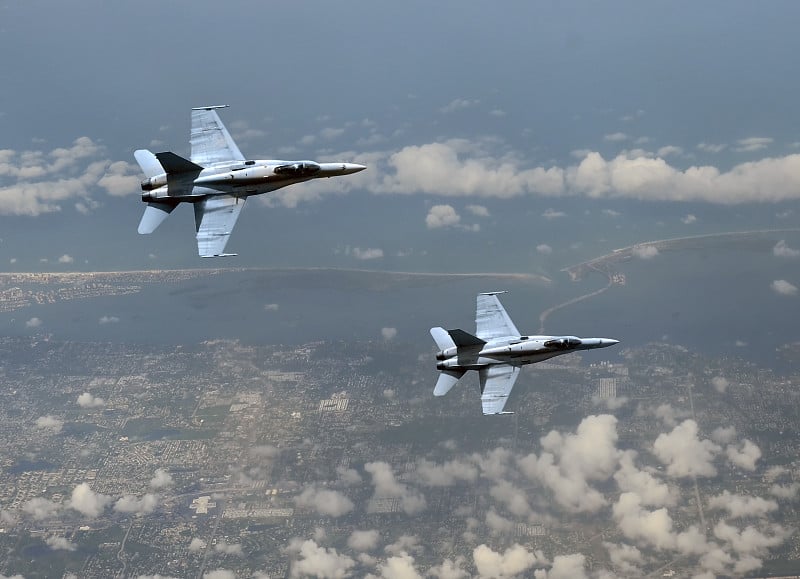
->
{"left": 430, "top": 292, "right": 619, "bottom": 415}
{"left": 135, "top": 105, "right": 365, "bottom": 257}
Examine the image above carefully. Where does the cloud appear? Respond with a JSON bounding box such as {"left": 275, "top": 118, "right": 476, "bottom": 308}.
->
{"left": 473, "top": 544, "right": 542, "bottom": 578}
{"left": 612, "top": 492, "right": 676, "bottom": 550}
{"left": 26, "top": 317, "right": 42, "bottom": 328}
{"left": 484, "top": 508, "right": 514, "bottom": 536}
{"left": 214, "top": 540, "right": 243, "bottom": 556}
{"left": 68, "top": 483, "right": 111, "bottom": 518}
{"left": 57, "top": 254, "right": 74, "bottom": 263}
{"left": 364, "top": 461, "right": 427, "bottom": 515}
{"left": 189, "top": 538, "right": 206, "bottom": 552}
{"left": 22, "top": 497, "right": 60, "bottom": 520}
{"left": 426, "top": 204, "right": 461, "bottom": 229}
{"left": 376, "top": 143, "right": 800, "bottom": 203}
{"left": 773, "top": 240, "right": 800, "bottom": 257}
{"left": 711, "top": 376, "right": 729, "bottom": 393}
{"left": 114, "top": 493, "right": 158, "bottom": 515}
{"left": 374, "top": 552, "right": 423, "bottom": 578}
{"left": 0, "top": 138, "right": 136, "bottom": 216}
{"left": 97, "top": 160, "right": 141, "bottom": 196}
{"left": 603, "top": 542, "right": 644, "bottom": 576}
{"left": 150, "top": 468, "right": 174, "bottom": 489}
{"left": 35, "top": 415, "right": 63, "bottom": 432}
{"left": 614, "top": 450, "right": 676, "bottom": 507}
{"left": 415, "top": 458, "right": 478, "bottom": 487}
{"left": 264, "top": 303, "right": 280, "bottom": 311}
{"left": 46, "top": 536, "right": 77, "bottom": 551}
{"left": 604, "top": 132, "right": 629, "bottom": 142}
{"left": 697, "top": 142, "right": 727, "bottom": 154}
{"left": 657, "top": 145, "right": 683, "bottom": 158}
{"left": 771, "top": 279, "right": 798, "bottom": 296}
{"left": 98, "top": 315, "right": 120, "bottom": 324}
{"left": 681, "top": 213, "right": 697, "bottom": 224}
{"left": 320, "top": 127, "right": 345, "bottom": 140}
{"left": 518, "top": 414, "right": 620, "bottom": 513}
{"left": 770, "top": 482, "right": 800, "bottom": 499}
{"left": 347, "top": 529, "right": 380, "bottom": 552}
{"left": 352, "top": 247, "right": 384, "bottom": 260}
{"left": 466, "top": 204, "right": 490, "bottom": 217}
{"left": 287, "top": 538, "right": 356, "bottom": 578}
{"left": 734, "top": 137, "right": 773, "bottom": 152}
{"left": 384, "top": 534, "right": 421, "bottom": 557}
{"left": 204, "top": 570, "right": 236, "bottom": 579}
{"left": 632, "top": 245, "right": 659, "bottom": 259}
{"left": 541, "top": 208, "right": 565, "bottom": 219}
{"left": 540, "top": 554, "right": 588, "bottom": 579}
{"left": 725, "top": 439, "right": 762, "bottom": 471}
{"left": 711, "top": 426, "right": 737, "bottom": 444}
{"left": 294, "top": 486, "right": 354, "bottom": 517}
{"left": 336, "top": 465, "right": 362, "bottom": 486}
{"left": 428, "top": 557, "right": 469, "bottom": 579}
{"left": 713, "top": 520, "right": 789, "bottom": 558}
{"left": 708, "top": 491, "right": 777, "bottom": 519}
{"left": 77, "top": 392, "right": 105, "bottom": 408}
{"left": 536, "top": 244, "right": 553, "bottom": 255}
{"left": 652, "top": 420, "right": 721, "bottom": 478}
{"left": 440, "top": 98, "right": 480, "bottom": 114}
{"left": 381, "top": 327, "right": 398, "bottom": 340}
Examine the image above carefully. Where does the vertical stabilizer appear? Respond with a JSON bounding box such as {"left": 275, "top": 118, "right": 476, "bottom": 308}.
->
{"left": 134, "top": 149, "right": 165, "bottom": 179}
{"left": 430, "top": 327, "right": 456, "bottom": 351}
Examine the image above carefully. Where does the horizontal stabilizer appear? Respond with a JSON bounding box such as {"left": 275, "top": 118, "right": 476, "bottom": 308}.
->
{"left": 155, "top": 152, "right": 204, "bottom": 174}
{"left": 134, "top": 149, "right": 164, "bottom": 178}
{"left": 138, "top": 202, "right": 177, "bottom": 234}
{"left": 430, "top": 327, "right": 456, "bottom": 351}
{"left": 434, "top": 370, "right": 465, "bottom": 396}
{"left": 448, "top": 329, "right": 486, "bottom": 348}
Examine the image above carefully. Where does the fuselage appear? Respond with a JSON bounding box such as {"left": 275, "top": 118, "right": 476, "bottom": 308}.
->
{"left": 141, "top": 159, "right": 366, "bottom": 203}
{"left": 436, "top": 335, "right": 619, "bottom": 372}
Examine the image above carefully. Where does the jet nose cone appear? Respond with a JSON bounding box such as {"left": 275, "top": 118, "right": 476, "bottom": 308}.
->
{"left": 601, "top": 339, "right": 620, "bottom": 347}
{"left": 345, "top": 163, "right": 367, "bottom": 174}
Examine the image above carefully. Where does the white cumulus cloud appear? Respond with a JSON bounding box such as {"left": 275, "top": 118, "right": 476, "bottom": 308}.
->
{"left": 294, "top": 486, "right": 354, "bottom": 517}
{"left": 771, "top": 279, "right": 797, "bottom": 296}
{"left": 652, "top": 420, "right": 720, "bottom": 478}
{"left": 68, "top": 483, "right": 111, "bottom": 518}
{"left": 77, "top": 392, "right": 105, "bottom": 408}
{"left": 632, "top": 245, "right": 659, "bottom": 259}
{"left": 773, "top": 240, "right": 800, "bottom": 257}
{"left": 426, "top": 204, "right": 461, "bottom": 229}
{"left": 150, "top": 468, "right": 174, "bottom": 489}
{"left": 35, "top": 415, "right": 63, "bottom": 432}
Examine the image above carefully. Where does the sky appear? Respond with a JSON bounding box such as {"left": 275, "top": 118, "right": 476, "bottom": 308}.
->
{"left": 2, "top": 0, "right": 800, "bottom": 271}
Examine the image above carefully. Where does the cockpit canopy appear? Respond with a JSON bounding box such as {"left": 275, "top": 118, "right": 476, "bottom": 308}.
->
{"left": 274, "top": 161, "right": 321, "bottom": 177}
{"left": 544, "top": 337, "right": 582, "bottom": 350}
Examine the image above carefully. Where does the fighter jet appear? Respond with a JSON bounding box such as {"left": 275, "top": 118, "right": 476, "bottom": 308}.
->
{"left": 430, "top": 292, "right": 619, "bottom": 415}
{"left": 134, "top": 105, "right": 366, "bottom": 257}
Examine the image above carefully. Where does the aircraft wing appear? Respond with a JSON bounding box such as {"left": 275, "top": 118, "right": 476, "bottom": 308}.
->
{"left": 194, "top": 194, "right": 246, "bottom": 257}
{"left": 478, "top": 364, "right": 520, "bottom": 415}
{"left": 190, "top": 106, "right": 245, "bottom": 165}
{"left": 476, "top": 292, "right": 520, "bottom": 340}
